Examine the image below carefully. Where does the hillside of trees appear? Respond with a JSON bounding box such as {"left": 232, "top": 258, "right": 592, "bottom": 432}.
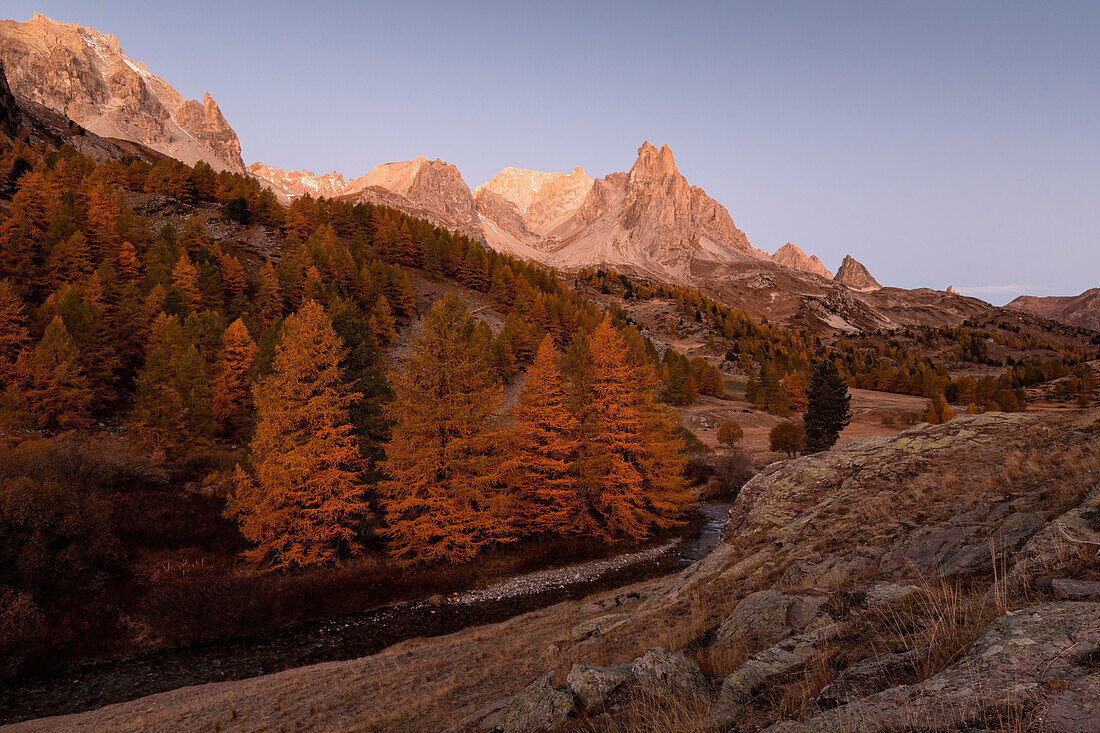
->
{"left": 579, "top": 269, "right": 1097, "bottom": 417}
{"left": 0, "top": 137, "right": 709, "bottom": 673}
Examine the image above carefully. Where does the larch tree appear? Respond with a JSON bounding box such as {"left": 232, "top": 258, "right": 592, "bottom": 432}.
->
{"left": 16, "top": 316, "right": 92, "bottom": 429}
{"left": 0, "top": 280, "right": 28, "bottom": 387}
{"left": 575, "top": 316, "right": 691, "bottom": 542}
{"left": 226, "top": 300, "right": 367, "bottom": 569}
{"left": 211, "top": 318, "right": 257, "bottom": 441}
{"left": 171, "top": 253, "right": 202, "bottom": 311}
{"left": 379, "top": 294, "right": 509, "bottom": 564}
{"left": 257, "top": 260, "right": 282, "bottom": 325}
{"left": 368, "top": 294, "right": 397, "bottom": 346}
{"left": 129, "top": 314, "right": 214, "bottom": 456}
{"left": 503, "top": 334, "right": 581, "bottom": 538}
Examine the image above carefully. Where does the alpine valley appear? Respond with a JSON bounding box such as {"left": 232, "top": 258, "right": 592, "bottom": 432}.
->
{"left": 1, "top": 12, "right": 1099, "bottom": 733}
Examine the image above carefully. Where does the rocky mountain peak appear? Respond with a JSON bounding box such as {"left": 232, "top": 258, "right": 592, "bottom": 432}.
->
{"left": 474, "top": 165, "right": 594, "bottom": 236}
{"left": 771, "top": 243, "right": 834, "bottom": 279}
{"left": 834, "top": 255, "right": 882, "bottom": 291}
{"left": 631, "top": 140, "right": 679, "bottom": 180}
{"left": 0, "top": 14, "right": 245, "bottom": 173}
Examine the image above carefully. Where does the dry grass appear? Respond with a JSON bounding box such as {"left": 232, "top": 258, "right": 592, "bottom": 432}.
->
{"left": 571, "top": 690, "right": 711, "bottom": 733}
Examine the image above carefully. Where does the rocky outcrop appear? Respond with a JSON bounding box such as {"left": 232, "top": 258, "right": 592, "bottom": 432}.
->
{"left": 566, "top": 663, "right": 632, "bottom": 712}
{"left": 499, "top": 673, "right": 576, "bottom": 733}
{"left": 1007, "top": 287, "right": 1100, "bottom": 332}
{"left": 714, "top": 590, "right": 827, "bottom": 651}
{"left": 629, "top": 647, "right": 710, "bottom": 703}
{"left": 0, "top": 14, "right": 245, "bottom": 172}
{"left": 771, "top": 243, "right": 833, "bottom": 279}
{"left": 833, "top": 254, "right": 881, "bottom": 291}
{"left": 0, "top": 59, "right": 161, "bottom": 163}
{"left": 767, "top": 602, "right": 1100, "bottom": 733}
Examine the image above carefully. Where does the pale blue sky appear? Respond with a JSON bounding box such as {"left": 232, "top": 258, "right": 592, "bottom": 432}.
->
{"left": 8, "top": 1, "right": 1100, "bottom": 304}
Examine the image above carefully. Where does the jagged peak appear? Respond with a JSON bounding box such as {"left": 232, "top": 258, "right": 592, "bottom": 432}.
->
{"left": 633, "top": 141, "right": 677, "bottom": 175}
{"left": 835, "top": 254, "right": 882, "bottom": 291}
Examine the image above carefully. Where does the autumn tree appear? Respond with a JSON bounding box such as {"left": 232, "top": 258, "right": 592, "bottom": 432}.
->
{"left": 769, "top": 420, "right": 804, "bottom": 458}
{"left": 15, "top": 316, "right": 92, "bottom": 429}
{"left": 171, "top": 253, "right": 201, "bottom": 311}
{"left": 256, "top": 260, "right": 282, "bottom": 325}
{"left": 717, "top": 420, "right": 744, "bottom": 446}
{"left": 211, "top": 318, "right": 257, "bottom": 440}
{"left": 503, "top": 335, "right": 581, "bottom": 537}
{"left": 368, "top": 294, "right": 397, "bottom": 345}
{"left": 227, "top": 300, "right": 367, "bottom": 569}
{"left": 784, "top": 370, "right": 807, "bottom": 412}
{"left": 924, "top": 393, "right": 955, "bottom": 424}
{"left": 379, "top": 294, "right": 509, "bottom": 564}
{"left": 0, "top": 280, "right": 28, "bottom": 386}
{"left": 803, "top": 359, "right": 851, "bottom": 453}
{"left": 574, "top": 316, "right": 692, "bottom": 542}
{"left": 129, "top": 314, "right": 214, "bottom": 456}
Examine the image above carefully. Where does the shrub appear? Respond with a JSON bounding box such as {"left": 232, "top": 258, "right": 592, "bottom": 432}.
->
{"left": 707, "top": 448, "right": 755, "bottom": 497}
{"left": 683, "top": 455, "right": 714, "bottom": 486}
{"left": 0, "top": 478, "right": 123, "bottom": 599}
{"left": 675, "top": 425, "right": 712, "bottom": 454}
{"left": 0, "top": 433, "right": 167, "bottom": 493}
{"left": 717, "top": 421, "right": 744, "bottom": 446}
{"left": 769, "top": 420, "right": 804, "bottom": 458}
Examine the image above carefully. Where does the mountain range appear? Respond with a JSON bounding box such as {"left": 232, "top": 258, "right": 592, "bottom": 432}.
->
{"left": 1, "top": 13, "right": 1096, "bottom": 335}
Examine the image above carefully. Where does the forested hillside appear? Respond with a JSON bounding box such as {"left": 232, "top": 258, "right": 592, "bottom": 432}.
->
{"left": 0, "top": 135, "right": 711, "bottom": 674}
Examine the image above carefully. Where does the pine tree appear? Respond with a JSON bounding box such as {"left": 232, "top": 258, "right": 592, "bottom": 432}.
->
{"left": 803, "top": 359, "right": 851, "bottom": 453}
{"left": 379, "top": 294, "right": 509, "bottom": 564}
{"left": 16, "top": 316, "right": 92, "bottom": 429}
{"left": 226, "top": 300, "right": 366, "bottom": 569}
{"left": 575, "top": 316, "right": 692, "bottom": 542}
{"left": 503, "top": 335, "right": 581, "bottom": 537}
{"left": 129, "top": 314, "right": 214, "bottom": 456}
{"left": 212, "top": 318, "right": 257, "bottom": 440}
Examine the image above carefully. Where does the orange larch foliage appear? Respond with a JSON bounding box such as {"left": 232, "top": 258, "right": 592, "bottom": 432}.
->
{"left": 227, "top": 300, "right": 367, "bottom": 569}
{"left": 574, "top": 315, "right": 691, "bottom": 542}
{"left": 211, "top": 318, "right": 257, "bottom": 440}
{"left": 171, "top": 253, "right": 202, "bottom": 311}
{"left": 15, "top": 315, "right": 92, "bottom": 429}
{"left": 0, "top": 280, "right": 28, "bottom": 386}
{"left": 256, "top": 260, "right": 282, "bottom": 325}
{"left": 502, "top": 334, "right": 582, "bottom": 537}
{"left": 380, "top": 294, "right": 510, "bottom": 564}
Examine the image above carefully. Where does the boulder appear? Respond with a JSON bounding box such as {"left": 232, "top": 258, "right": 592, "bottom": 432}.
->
{"left": 500, "top": 673, "right": 577, "bottom": 733}
{"left": 816, "top": 649, "right": 923, "bottom": 708}
{"left": 566, "top": 663, "right": 633, "bottom": 712}
{"left": 715, "top": 590, "right": 826, "bottom": 651}
{"left": 630, "top": 647, "right": 710, "bottom": 703}
{"left": 764, "top": 602, "right": 1100, "bottom": 733}
{"left": 570, "top": 613, "right": 628, "bottom": 640}
{"left": 1050, "top": 578, "right": 1100, "bottom": 599}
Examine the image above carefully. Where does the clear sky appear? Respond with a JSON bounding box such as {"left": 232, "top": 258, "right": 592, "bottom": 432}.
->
{"left": 7, "top": 1, "right": 1100, "bottom": 304}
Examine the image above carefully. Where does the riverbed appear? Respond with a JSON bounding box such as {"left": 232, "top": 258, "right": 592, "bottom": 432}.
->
{"left": 0, "top": 500, "right": 733, "bottom": 725}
